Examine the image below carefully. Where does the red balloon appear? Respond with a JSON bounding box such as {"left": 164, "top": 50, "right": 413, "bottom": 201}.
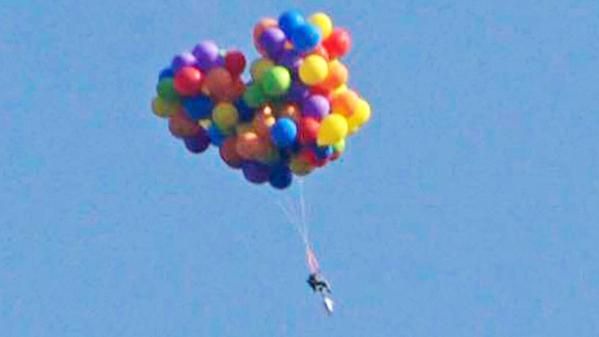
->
{"left": 299, "top": 147, "right": 327, "bottom": 167}
{"left": 323, "top": 28, "right": 352, "bottom": 59}
{"left": 298, "top": 117, "right": 320, "bottom": 145}
{"left": 225, "top": 50, "right": 247, "bottom": 77}
{"left": 174, "top": 66, "right": 203, "bottom": 96}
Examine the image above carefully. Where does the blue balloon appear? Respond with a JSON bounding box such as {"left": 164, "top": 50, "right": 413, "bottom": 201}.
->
{"left": 278, "top": 10, "right": 305, "bottom": 38}
{"left": 314, "top": 145, "right": 333, "bottom": 159}
{"left": 158, "top": 67, "right": 174, "bottom": 80}
{"left": 270, "top": 118, "right": 297, "bottom": 148}
{"left": 208, "top": 124, "right": 225, "bottom": 147}
{"left": 269, "top": 165, "right": 293, "bottom": 189}
{"left": 183, "top": 95, "right": 214, "bottom": 121}
{"left": 290, "top": 24, "right": 321, "bottom": 52}
{"left": 234, "top": 99, "right": 255, "bottom": 122}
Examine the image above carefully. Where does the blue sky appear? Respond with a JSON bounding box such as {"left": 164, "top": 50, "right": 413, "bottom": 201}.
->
{"left": 1, "top": 0, "right": 599, "bottom": 336}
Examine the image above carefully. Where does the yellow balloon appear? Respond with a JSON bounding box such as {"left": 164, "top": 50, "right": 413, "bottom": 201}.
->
{"left": 347, "top": 99, "right": 371, "bottom": 134}
{"left": 309, "top": 12, "right": 333, "bottom": 39}
{"left": 212, "top": 102, "right": 239, "bottom": 133}
{"left": 290, "top": 156, "right": 313, "bottom": 176}
{"left": 299, "top": 55, "right": 329, "bottom": 86}
{"left": 250, "top": 58, "right": 275, "bottom": 82}
{"left": 152, "top": 96, "right": 177, "bottom": 118}
{"left": 317, "top": 114, "right": 348, "bottom": 146}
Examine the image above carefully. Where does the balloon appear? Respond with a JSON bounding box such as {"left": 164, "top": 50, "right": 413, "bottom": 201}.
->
{"left": 250, "top": 58, "right": 275, "bottom": 82}
{"left": 225, "top": 50, "right": 246, "bottom": 77}
{"left": 269, "top": 165, "right": 293, "bottom": 189}
{"left": 253, "top": 107, "right": 276, "bottom": 138}
{"left": 243, "top": 83, "right": 266, "bottom": 108}
{"left": 301, "top": 94, "right": 330, "bottom": 120}
{"left": 308, "top": 12, "right": 333, "bottom": 39}
{"left": 277, "top": 49, "right": 302, "bottom": 72}
{"left": 270, "top": 118, "right": 298, "bottom": 148}
{"left": 253, "top": 18, "right": 278, "bottom": 55}
{"left": 299, "top": 54, "right": 328, "bottom": 85}
{"left": 317, "top": 114, "right": 348, "bottom": 146}
{"left": 220, "top": 136, "right": 244, "bottom": 168}
{"left": 323, "top": 28, "right": 351, "bottom": 59}
{"left": 347, "top": 98, "right": 371, "bottom": 133}
{"left": 261, "top": 66, "right": 291, "bottom": 97}
{"left": 157, "top": 78, "right": 180, "bottom": 103}
{"left": 298, "top": 147, "right": 327, "bottom": 167}
{"left": 183, "top": 128, "right": 210, "bottom": 154}
{"left": 331, "top": 138, "right": 345, "bottom": 160}
{"left": 234, "top": 99, "right": 255, "bottom": 122}
{"left": 174, "top": 66, "right": 203, "bottom": 96}
{"left": 259, "top": 27, "right": 287, "bottom": 59}
{"left": 212, "top": 102, "right": 239, "bottom": 133}
{"left": 236, "top": 131, "right": 267, "bottom": 159}
{"left": 290, "top": 24, "right": 321, "bottom": 52}
{"left": 287, "top": 82, "right": 310, "bottom": 103}
{"left": 208, "top": 124, "right": 226, "bottom": 146}
{"left": 298, "top": 117, "right": 320, "bottom": 145}
{"left": 314, "top": 144, "right": 333, "bottom": 159}
{"left": 203, "top": 68, "right": 233, "bottom": 98}
{"left": 278, "top": 10, "right": 305, "bottom": 38}
{"left": 242, "top": 161, "right": 271, "bottom": 184}
{"left": 289, "top": 156, "right": 313, "bottom": 176}
{"left": 171, "top": 52, "right": 197, "bottom": 72}
{"left": 193, "top": 41, "right": 220, "bottom": 71}
{"left": 182, "top": 95, "right": 214, "bottom": 121}
{"left": 319, "top": 60, "right": 348, "bottom": 91}
{"left": 169, "top": 110, "right": 201, "bottom": 138}
{"left": 159, "top": 67, "right": 174, "bottom": 80}
{"left": 331, "top": 89, "right": 359, "bottom": 117}
{"left": 152, "top": 96, "right": 175, "bottom": 118}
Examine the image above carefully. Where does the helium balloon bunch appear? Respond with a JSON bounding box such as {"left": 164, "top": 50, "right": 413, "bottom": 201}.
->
{"left": 151, "top": 10, "right": 371, "bottom": 190}
{"left": 152, "top": 41, "right": 248, "bottom": 153}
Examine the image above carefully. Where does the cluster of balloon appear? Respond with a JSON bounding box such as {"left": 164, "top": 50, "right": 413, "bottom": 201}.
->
{"left": 151, "top": 10, "right": 371, "bottom": 190}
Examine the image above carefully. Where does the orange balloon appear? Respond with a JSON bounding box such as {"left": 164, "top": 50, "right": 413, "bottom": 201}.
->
{"left": 253, "top": 18, "right": 278, "bottom": 56}
{"left": 203, "top": 68, "right": 233, "bottom": 99}
{"left": 252, "top": 109, "right": 276, "bottom": 138}
{"left": 331, "top": 89, "right": 359, "bottom": 117}
{"left": 319, "top": 60, "right": 348, "bottom": 91}
{"left": 219, "top": 136, "right": 243, "bottom": 168}
{"left": 236, "top": 131, "right": 268, "bottom": 159}
{"left": 214, "top": 77, "right": 245, "bottom": 102}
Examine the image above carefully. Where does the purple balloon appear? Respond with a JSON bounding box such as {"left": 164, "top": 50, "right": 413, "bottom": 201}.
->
{"left": 277, "top": 49, "right": 302, "bottom": 73}
{"left": 171, "top": 52, "right": 197, "bottom": 72}
{"left": 183, "top": 128, "right": 210, "bottom": 154}
{"left": 259, "top": 27, "right": 287, "bottom": 59}
{"left": 242, "top": 161, "right": 271, "bottom": 184}
{"left": 302, "top": 95, "right": 330, "bottom": 120}
{"left": 287, "top": 82, "right": 310, "bottom": 103}
{"left": 192, "top": 41, "right": 220, "bottom": 71}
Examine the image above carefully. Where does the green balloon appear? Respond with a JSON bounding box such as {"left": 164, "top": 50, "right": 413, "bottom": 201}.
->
{"left": 156, "top": 78, "right": 180, "bottom": 103}
{"left": 243, "top": 84, "right": 266, "bottom": 108}
{"left": 261, "top": 66, "right": 291, "bottom": 97}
